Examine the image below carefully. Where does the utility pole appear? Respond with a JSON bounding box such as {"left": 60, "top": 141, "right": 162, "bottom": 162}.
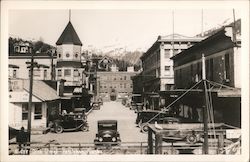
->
{"left": 26, "top": 48, "right": 37, "bottom": 154}
{"left": 202, "top": 54, "right": 209, "bottom": 154}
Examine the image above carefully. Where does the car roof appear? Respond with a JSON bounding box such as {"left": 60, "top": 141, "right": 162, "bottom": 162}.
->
{"left": 138, "top": 110, "right": 166, "bottom": 113}
{"left": 98, "top": 120, "right": 117, "bottom": 124}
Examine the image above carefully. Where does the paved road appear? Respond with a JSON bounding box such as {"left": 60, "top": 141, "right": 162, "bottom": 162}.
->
{"left": 31, "top": 101, "right": 147, "bottom": 144}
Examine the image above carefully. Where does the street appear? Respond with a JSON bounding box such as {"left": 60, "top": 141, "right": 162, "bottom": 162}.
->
{"left": 31, "top": 101, "right": 147, "bottom": 144}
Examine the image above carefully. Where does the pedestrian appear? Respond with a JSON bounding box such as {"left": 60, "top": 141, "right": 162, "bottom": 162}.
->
{"left": 16, "top": 127, "right": 27, "bottom": 152}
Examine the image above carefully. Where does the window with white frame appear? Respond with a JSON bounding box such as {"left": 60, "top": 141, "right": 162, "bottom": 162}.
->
{"left": 57, "top": 69, "right": 62, "bottom": 77}
{"left": 165, "top": 66, "right": 171, "bottom": 75}
{"left": 73, "top": 69, "right": 79, "bottom": 77}
{"left": 164, "top": 49, "right": 170, "bottom": 58}
{"left": 22, "top": 103, "right": 28, "bottom": 120}
{"left": 34, "top": 103, "right": 42, "bottom": 120}
{"left": 64, "top": 69, "right": 71, "bottom": 77}
{"left": 13, "top": 69, "right": 17, "bottom": 78}
{"left": 33, "top": 69, "right": 41, "bottom": 77}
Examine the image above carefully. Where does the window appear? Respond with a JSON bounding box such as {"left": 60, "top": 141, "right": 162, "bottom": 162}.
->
{"left": 13, "top": 70, "right": 17, "bottom": 78}
{"left": 64, "top": 69, "right": 71, "bottom": 76}
{"left": 120, "top": 83, "right": 122, "bottom": 88}
{"left": 22, "top": 103, "right": 28, "bottom": 120}
{"left": 164, "top": 49, "right": 170, "bottom": 58}
{"left": 66, "top": 53, "right": 70, "bottom": 58}
{"left": 34, "top": 103, "right": 42, "bottom": 120}
{"left": 57, "top": 69, "right": 62, "bottom": 77}
{"left": 75, "top": 53, "right": 78, "bottom": 58}
{"left": 165, "top": 66, "right": 170, "bottom": 71}
{"left": 14, "top": 46, "right": 19, "bottom": 53}
{"left": 124, "top": 76, "right": 127, "bottom": 80}
{"left": 44, "top": 69, "right": 47, "bottom": 79}
{"left": 73, "top": 69, "right": 79, "bottom": 77}
{"left": 225, "top": 54, "right": 230, "bottom": 81}
{"left": 33, "top": 69, "right": 41, "bottom": 77}
{"left": 58, "top": 53, "right": 61, "bottom": 58}
{"left": 124, "top": 83, "right": 127, "bottom": 88}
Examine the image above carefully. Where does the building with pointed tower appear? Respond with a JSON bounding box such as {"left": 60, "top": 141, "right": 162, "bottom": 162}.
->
{"left": 55, "top": 20, "right": 84, "bottom": 93}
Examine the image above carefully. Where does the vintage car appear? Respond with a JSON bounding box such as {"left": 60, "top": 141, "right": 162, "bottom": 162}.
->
{"left": 135, "top": 110, "right": 181, "bottom": 133}
{"left": 94, "top": 120, "right": 121, "bottom": 146}
{"left": 50, "top": 108, "right": 89, "bottom": 133}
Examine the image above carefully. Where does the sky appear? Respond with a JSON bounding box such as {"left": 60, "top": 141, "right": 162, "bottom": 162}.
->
{"left": 9, "top": 9, "right": 240, "bottom": 52}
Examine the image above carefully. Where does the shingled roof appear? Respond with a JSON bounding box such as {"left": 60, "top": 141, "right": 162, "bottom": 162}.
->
{"left": 56, "top": 21, "right": 82, "bottom": 46}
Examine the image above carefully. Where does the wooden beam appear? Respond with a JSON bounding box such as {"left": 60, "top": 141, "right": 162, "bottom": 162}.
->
{"left": 148, "top": 128, "right": 153, "bottom": 154}
{"left": 155, "top": 133, "right": 163, "bottom": 154}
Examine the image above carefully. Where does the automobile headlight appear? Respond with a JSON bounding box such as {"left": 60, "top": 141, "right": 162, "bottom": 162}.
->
{"left": 112, "top": 137, "right": 116, "bottom": 142}
{"left": 98, "top": 137, "right": 103, "bottom": 142}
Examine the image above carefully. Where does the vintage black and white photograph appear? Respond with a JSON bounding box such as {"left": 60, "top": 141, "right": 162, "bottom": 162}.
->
{"left": 1, "top": 0, "right": 249, "bottom": 161}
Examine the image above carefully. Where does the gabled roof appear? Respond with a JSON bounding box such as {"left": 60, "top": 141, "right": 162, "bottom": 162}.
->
{"left": 23, "top": 80, "right": 59, "bottom": 101}
{"left": 56, "top": 21, "right": 82, "bottom": 46}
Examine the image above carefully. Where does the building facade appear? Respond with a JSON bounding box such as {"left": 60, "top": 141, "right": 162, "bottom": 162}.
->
{"left": 140, "top": 34, "right": 203, "bottom": 109}
{"left": 9, "top": 79, "right": 60, "bottom": 130}
{"left": 165, "top": 26, "right": 241, "bottom": 127}
{"left": 9, "top": 41, "right": 56, "bottom": 80}
{"left": 55, "top": 21, "right": 84, "bottom": 88}
{"left": 96, "top": 70, "right": 139, "bottom": 101}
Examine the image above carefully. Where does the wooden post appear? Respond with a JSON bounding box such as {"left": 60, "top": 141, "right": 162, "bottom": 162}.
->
{"left": 202, "top": 54, "right": 209, "bottom": 154}
{"left": 218, "top": 131, "right": 224, "bottom": 154}
{"left": 155, "top": 133, "right": 162, "bottom": 154}
{"left": 148, "top": 128, "right": 153, "bottom": 154}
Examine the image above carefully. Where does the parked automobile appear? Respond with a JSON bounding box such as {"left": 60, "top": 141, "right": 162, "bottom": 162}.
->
{"left": 94, "top": 120, "right": 121, "bottom": 146}
{"left": 50, "top": 108, "right": 89, "bottom": 133}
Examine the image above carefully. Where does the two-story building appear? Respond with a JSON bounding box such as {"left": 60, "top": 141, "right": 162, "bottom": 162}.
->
{"left": 9, "top": 41, "right": 56, "bottom": 80}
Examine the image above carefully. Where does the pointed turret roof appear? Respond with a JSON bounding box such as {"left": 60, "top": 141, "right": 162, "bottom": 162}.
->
{"left": 56, "top": 21, "right": 82, "bottom": 46}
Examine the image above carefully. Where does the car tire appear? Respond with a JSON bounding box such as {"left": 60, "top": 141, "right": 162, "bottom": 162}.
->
{"left": 81, "top": 125, "right": 89, "bottom": 132}
{"left": 138, "top": 120, "right": 143, "bottom": 128}
{"left": 186, "top": 134, "right": 197, "bottom": 144}
{"left": 55, "top": 125, "right": 63, "bottom": 134}
{"left": 141, "top": 123, "right": 149, "bottom": 133}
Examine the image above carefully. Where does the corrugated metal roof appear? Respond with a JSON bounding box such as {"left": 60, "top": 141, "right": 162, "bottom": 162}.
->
{"left": 23, "top": 80, "right": 59, "bottom": 101}
{"left": 56, "top": 21, "right": 82, "bottom": 46}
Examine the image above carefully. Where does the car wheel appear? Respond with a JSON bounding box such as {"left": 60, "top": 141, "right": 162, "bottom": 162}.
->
{"left": 138, "top": 120, "right": 143, "bottom": 128}
{"left": 141, "top": 123, "right": 149, "bottom": 133}
{"left": 55, "top": 125, "right": 63, "bottom": 133}
{"left": 81, "top": 125, "right": 89, "bottom": 132}
{"left": 186, "top": 134, "right": 197, "bottom": 144}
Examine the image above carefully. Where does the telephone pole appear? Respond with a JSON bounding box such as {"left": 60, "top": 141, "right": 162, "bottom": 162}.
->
{"left": 26, "top": 48, "right": 38, "bottom": 154}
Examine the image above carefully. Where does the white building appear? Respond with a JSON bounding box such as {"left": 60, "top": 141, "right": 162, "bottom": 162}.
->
{"left": 9, "top": 41, "right": 56, "bottom": 80}
{"left": 55, "top": 21, "right": 84, "bottom": 87}
{"left": 9, "top": 79, "right": 60, "bottom": 130}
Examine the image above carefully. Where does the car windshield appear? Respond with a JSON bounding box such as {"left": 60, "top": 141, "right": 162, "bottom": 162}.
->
{"left": 98, "top": 120, "right": 117, "bottom": 131}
